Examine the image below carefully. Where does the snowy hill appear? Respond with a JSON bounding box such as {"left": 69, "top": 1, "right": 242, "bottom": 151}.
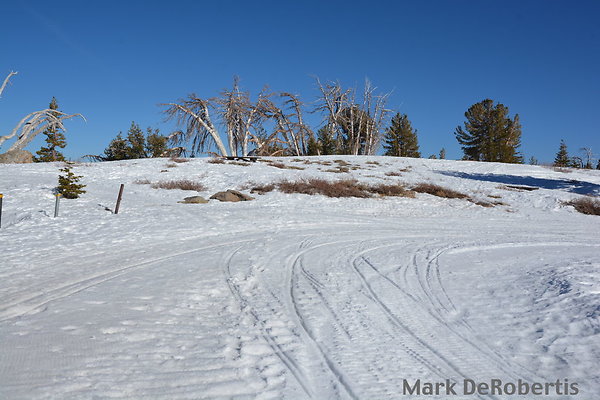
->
{"left": 1, "top": 156, "right": 599, "bottom": 399}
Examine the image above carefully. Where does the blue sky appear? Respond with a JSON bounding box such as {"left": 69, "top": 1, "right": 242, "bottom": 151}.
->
{"left": 1, "top": 0, "right": 598, "bottom": 162}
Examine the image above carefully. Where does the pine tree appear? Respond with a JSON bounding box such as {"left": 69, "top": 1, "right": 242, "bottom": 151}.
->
{"left": 103, "top": 133, "right": 129, "bottom": 161}
{"left": 317, "top": 127, "right": 336, "bottom": 155}
{"left": 439, "top": 148, "right": 446, "bottom": 159}
{"left": 455, "top": 99, "right": 523, "bottom": 163}
{"left": 57, "top": 162, "right": 86, "bottom": 199}
{"left": 383, "top": 113, "right": 421, "bottom": 158}
{"left": 34, "top": 97, "right": 67, "bottom": 162}
{"left": 306, "top": 135, "right": 320, "bottom": 156}
{"left": 145, "top": 127, "right": 168, "bottom": 157}
{"left": 126, "top": 122, "right": 146, "bottom": 159}
{"left": 554, "top": 140, "right": 570, "bottom": 167}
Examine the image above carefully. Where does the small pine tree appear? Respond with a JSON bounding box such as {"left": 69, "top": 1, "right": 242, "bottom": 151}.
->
{"left": 126, "top": 122, "right": 146, "bottom": 159}
{"left": 103, "top": 133, "right": 130, "bottom": 161}
{"left": 529, "top": 156, "right": 539, "bottom": 165}
{"left": 306, "top": 135, "right": 320, "bottom": 156}
{"left": 596, "top": 159, "right": 600, "bottom": 170}
{"left": 57, "top": 162, "right": 86, "bottom": 199}
{"left": 145, "top": 127, "right": 168, "bottom": 157}
{"left": 383, "top": 113, "right": 421, "bottom": 158}
{"left": 34, "top": 97, "right": 67, "bottom": 162}
{"left": 317, "top": 127, "right": 336, "bottom": 156}
{"left": 439, "top": 148, "right": 446, "bottom": 159}
{"left": 554, "top": 140, "right": 570, "bottom": 167}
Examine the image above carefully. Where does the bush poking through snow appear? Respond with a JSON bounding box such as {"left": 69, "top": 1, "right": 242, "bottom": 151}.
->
{"left": 250, "top": 179, "right": 414, "bottom": 199}
{"left": 412, "top": 183, "right": 468, "bottom": 199}
{"left": 567, "top": 197, "right": 600, "bottom": 216}
{"left": 207, "top": 158, "right": 225, "bottom": 164}
{"left": 169, "top": 157, "right": 189, "bottom": 163}
{"left": 57, "top": 162, "right": 86, "bottom": 199}
{"left": 150, "top": 180, "right": 205, "bottom": 191}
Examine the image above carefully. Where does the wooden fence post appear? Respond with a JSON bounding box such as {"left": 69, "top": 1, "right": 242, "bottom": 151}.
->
{"left": 114, "top": 184, "right": 124, "bottom": 214}
{"left": 0, "top": 194, "right": 3, "bottom": 228}
{"left": 54, "top": 193, "right": 61, "bottom": 218}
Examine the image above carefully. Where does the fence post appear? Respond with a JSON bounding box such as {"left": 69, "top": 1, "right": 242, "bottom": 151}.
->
{"left": 54, "top": 193, "right": 61, "bottom": 218}
{"left": 0, "top": 194, "right": 3, "bottom": 228}
{"left": 114, "top": 184, "right": 124, "bottom": 214}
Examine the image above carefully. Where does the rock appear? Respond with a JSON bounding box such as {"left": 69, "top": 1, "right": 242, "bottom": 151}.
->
{"left": 178, "top": 195, "right": 209, "bottom": 204}
{"left": 0, "top": 149, "right": 34, "bottom": 164}
{"left": 210, "top": 190, "right": 254, "bottom": 202}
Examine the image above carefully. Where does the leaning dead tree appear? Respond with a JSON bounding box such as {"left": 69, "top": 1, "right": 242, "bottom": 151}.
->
{"left": 0, "top": 71, "right": 84, "bottom": 152}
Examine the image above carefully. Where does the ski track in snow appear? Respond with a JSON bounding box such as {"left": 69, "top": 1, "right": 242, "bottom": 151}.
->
{"left": 1, "top": 156, "right": 599, "bottom": 399}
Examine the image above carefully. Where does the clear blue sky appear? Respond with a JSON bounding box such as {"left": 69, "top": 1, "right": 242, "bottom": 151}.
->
{"left": 1, "top": 0, "right": 599, "bottom": 162}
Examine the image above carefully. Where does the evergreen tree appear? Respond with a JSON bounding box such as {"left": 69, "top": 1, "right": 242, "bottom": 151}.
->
{"left": 383, "top": 113, "right": 421, "bottom": 158}
{"left": 34, "top": 97, "right": 67, "bottom": 162}
{"left": 126, "top": 122, "right": 146, "bottom": 159}
{"left": 57, "top": 162, "right": 86, "bottom": 199}
{"left": 529, "top": 156, "right": 539, "bottom": 165}
{"left": 317, "top": 126, "right": 337, "bottom": 155}
{"left": 455, "top": 99, "right": 523, "bottom": 163}
{"left": 103, "top": 133, "right": 130, "bottom": 161}
{"left": 145, "top": 127, "right": 168, "bottom": 157}
{"left": 439, "top": 148, "right": 446, "bottom": 159}
{"left": 100, "top": 122, "right": 167, "bottom": 161}
{"left": 553, "top": 140, "right": 570, "bottom": 167}
{"left": 306, "top": 135, "right": 320, "bottom": 156}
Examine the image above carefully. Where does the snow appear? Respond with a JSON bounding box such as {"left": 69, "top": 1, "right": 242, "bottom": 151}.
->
{"left": 1, "top": 156, "right": 599, "bottom": 399}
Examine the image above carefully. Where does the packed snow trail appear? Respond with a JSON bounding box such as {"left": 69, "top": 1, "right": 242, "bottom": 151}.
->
{"left": 1, "top": 156, "right": 599, "bottom": 399}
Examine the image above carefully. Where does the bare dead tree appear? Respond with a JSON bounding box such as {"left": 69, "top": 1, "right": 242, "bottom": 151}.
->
{"left": 313, "top": 77, "right": 390, "bottom": 155}
{"left": 580, "top": 147, "right": 594, "bottom": 169}
{"left": 215, "top": 77, "right": 273, "bottom": 157}
{"left": 162, "top": 95, "right": 229, "bottom": 157}
{"left": 0, "top": 71, "right": 85, "bottom": 152}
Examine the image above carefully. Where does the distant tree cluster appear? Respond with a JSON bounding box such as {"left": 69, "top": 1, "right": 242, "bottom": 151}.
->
{"left": 93, "top": 122, "right": 168, "bottom": 161}
{"left": 163, "top": 77, "right": 390, "bottom": 158}
{"left": 553, "top": 140, "right": 598, "bottom": 169}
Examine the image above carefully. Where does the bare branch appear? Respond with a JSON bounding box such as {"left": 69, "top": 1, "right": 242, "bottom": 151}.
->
{"left": 0, "top": 71, "right": 18, "bottom": 99}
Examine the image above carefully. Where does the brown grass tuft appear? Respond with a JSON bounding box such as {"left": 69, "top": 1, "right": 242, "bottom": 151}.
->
{"left": 151, "top": 179, "right": 205, "bottom": 191}
{"left": 228, "top": 161, "right": 251, "bottom": 166}
{"left": 385, "top": 171, "right": 402, "bottom": 177}
{"left": 249, "top": 184, "right": 276, "bottom": 195}
{"left": 208, "top": 158, "right": 225, "bottom": 164}
{"left": 272, "top": 178, "right": 414, "bottom": 199}
{"left": 169, "top": 157, "right": 189, "bottom": 163}
{"left": 567, "top": 197, "right": 600, "bottom": 216}
{"left": 267, "top": 162, "right": 305, "bottom": 170}
{"left": 413, "top": 183, "right": 468, "bottom": 199}
{"left": 134, "top": 178, "right": 151, "bottom": 185}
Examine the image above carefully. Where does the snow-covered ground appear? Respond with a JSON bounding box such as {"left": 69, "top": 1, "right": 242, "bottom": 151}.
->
{"left": 1, "top": 156, "right": 599, "bottom": 399}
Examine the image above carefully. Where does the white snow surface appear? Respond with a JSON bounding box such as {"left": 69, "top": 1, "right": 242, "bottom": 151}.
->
{"left": 1, "top": 156, "right": 599, "bottom": 399}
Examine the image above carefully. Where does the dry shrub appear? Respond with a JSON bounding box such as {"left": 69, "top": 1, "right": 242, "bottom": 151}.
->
{"left": 228, "top": 161, "right": 250, "bottom": 166}
{"left": 274, "top": 179, "right": 414, "bottom": 199}
{"left": 250, "top": 183, "right": 276, "bottom": 195}
{"left": 468, "top": 199, "right": 495, "bottom": 207}
{"left": 325, "top": 166, "right": 350, "bottom": 173}
{"left": 134, "top": 178, "right": 151, "bottom": 185}
{"left": 366, "top": 161, "right": 380, "bottom": 165}
{"left": 165, "top": 163, "right": 178, "bottom": 168}
{"left": 267, "top": 162, "right": 305, "bottom": 170}
{"left": 169, "top": 157, "right": 189, "bottom": 163}
{"left": 502, "top": 184, "right": 539, "bottom": 192}
{"left": 151, "top": 179, "right": 205, "bottom": 191}
{"left": 278, "top": 179, "right": 369, "bottom": 198}
{"left": 366, "top": 183, "right": 415, "bottom": 198}
{"left": 385, "top": 171, "right": 402, "bottom": 177}
{"left": 567, "top": 197, "right": 600, "bottom": 216}
{"left": 208, "top": 158, "right": 225, "bottom": 164}
{"left": 413, "top": 183, "right": 468, "bottom": 199}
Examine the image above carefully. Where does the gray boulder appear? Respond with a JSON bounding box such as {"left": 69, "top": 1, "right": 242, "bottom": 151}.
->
{"left": 210, "top": 190, "right": 254, "bottom": 202}
{"left": 0, "top": 149, "right": 34, "bottom": 164}
{"left": 178, "top": 195, "right": 209, "bottom": 204}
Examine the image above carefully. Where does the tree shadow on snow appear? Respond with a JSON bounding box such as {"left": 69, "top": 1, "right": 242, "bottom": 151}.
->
{"left": 436, "top": 171, "right": 600, "bottom": 196}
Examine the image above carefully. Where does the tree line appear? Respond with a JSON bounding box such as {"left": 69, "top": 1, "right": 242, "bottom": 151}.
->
{"left": 1, "top": 71, "right": 597, "bottom": 169}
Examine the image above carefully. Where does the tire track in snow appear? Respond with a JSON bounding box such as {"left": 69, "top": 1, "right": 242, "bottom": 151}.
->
{"left": 0, "top": 237, "right": 261, "bottom": 322}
